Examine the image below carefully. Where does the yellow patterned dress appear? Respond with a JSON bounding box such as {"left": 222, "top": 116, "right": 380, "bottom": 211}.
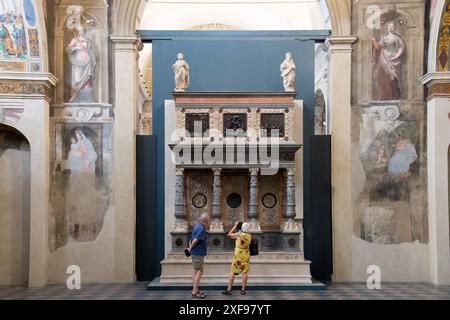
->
{"left": 231, "top": 232, "right": 251, "bottom": 274}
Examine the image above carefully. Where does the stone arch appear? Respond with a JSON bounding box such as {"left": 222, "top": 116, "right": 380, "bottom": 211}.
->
{"left": 428, "top": 0, "right": 450, "bottom": 72}
{"left": 112, "top": 0, "right": 352, "bottom": 37}
{"left": 0, "top": 123, "right": 31, "bottom": 285}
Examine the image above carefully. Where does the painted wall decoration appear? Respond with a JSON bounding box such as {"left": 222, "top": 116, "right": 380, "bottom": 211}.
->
{"left": 64, "top": 5, "right": 97, "bottom": 103}
{"left": 50, "top": 124, "right": 113, "bottom": 251}
{"left": 372, "top": 22, "right": 406, "bottom": 101}
{"left": 358, "top": 104, "right": 423, "bottom": 243}
{"left": 438, "top": 1, "right": 450, "bottom": 71}
{"left": 0, "top": 60, "right": 25, "bottom": 71}
{"left": 0, "top": 0, "right": 43, "bottom": 72}
{"left": 352, "top": 2, "right": 427, "bottom": 245}
{"left": 28, "top": 27, "right": 38, "bottom": 56}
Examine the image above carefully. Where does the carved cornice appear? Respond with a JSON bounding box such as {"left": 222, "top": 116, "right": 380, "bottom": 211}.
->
{"left": 420, "top": 72, "right": 450, "bottom": 100}
{"left": 324, "top": 36, "right": 358, "bottom": 58}
{"left": 110, "top": 35, "right": 144, "bottom": 52}
{"left": 0, "top": 73, "right": 58, "bottom": 101}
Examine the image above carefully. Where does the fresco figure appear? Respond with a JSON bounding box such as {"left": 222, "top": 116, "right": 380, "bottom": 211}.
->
{"left": 67, "top": 27, "right": 96, "bottom": 103}
{"left": 14, "top": 14, "right": 27, "bottom": 56}
{"left": 388, "top": 132, "right": 417, "bottom": 177}
{"left": 0, "top": 22, "right": 13, "bottom": 55}
{"left": 68, "top": 129, "right": 97, "bottom": 174}
{"left": 280, "top": 52, "right": 296, "bottom": 92}
{"left": 372, "top": 22, "right": 406, "bottom": 101}
{"left": 173, "top": 53, "right": 190, "bottom": 91}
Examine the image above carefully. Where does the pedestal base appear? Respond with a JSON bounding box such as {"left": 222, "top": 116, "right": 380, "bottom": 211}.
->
{"left": 160, "top": 252, "right": 312, "bottom": 284}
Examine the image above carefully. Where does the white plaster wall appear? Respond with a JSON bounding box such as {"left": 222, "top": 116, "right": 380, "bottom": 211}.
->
{"left": 427, "top": 96, "right": 450, "bottom": 284}
{"left": 352, "top": 237, "right": 430, "bottom": 282}
{"left": 48, "top": 207, "right": 115, "bottom": 284}
{"left": 0, "top": 146, "right": 30, "bottom": 285}
{"left": 165, "top": 100, "right": 177, "bottom": 257}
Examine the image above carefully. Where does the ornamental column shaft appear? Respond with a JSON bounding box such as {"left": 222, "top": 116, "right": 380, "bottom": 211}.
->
{"left": 212, "top": 168, "right": 222, "bottom": 221}
{"left": 248, "top": 168, "right": 262, "bottom": 232}
{"left": 284, "top": 168, "right": 296, "bottom": 220}
{"left": 174, "top": 168, "right": 186, "bottom": 221}
{"left": 210, "top": 168, "right": 224, "bottom": 232}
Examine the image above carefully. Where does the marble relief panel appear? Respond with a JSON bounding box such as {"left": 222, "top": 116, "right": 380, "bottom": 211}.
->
{"left": 258, "top": 173, "right": 284, "bottom": 230}
{"left": 186, "top": 172, "right": 211, "bottom": 227}
{"left": 221, "top": 173, "right": 248, "bottom": 230}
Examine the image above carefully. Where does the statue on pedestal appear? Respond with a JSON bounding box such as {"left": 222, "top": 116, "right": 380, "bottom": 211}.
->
{"left": 280, "top": 52, "right": 296, "bottom": 92}
{"left": 173, "top": 53, "right": 190, "bottom": 91}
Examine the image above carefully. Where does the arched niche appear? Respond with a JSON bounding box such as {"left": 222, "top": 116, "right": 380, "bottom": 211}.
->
{"left": 0, "top": 0, "right": 48, "bottom": 72}
{"left": 0, "top": 124, "right": 30, "bottom": 285}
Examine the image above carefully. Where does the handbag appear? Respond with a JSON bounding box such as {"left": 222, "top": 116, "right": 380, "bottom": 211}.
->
{"left": 249, "top": 239, "right": 259, "bottom": 256}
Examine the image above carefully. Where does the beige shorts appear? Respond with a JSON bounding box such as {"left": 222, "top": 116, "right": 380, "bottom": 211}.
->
{"left": 192, "top": 255, "right": 205, "bottom": 272}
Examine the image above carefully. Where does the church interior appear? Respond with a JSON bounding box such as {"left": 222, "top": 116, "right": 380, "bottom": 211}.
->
{"left": 0, "top": 0, "right": 450, "bottom": 300}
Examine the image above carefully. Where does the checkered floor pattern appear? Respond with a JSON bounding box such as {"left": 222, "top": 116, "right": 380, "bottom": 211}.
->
{"left": 0, "top": 282, "right": 449, "bottom": 300}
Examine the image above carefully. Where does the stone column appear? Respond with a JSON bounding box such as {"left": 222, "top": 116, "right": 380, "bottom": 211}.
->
{"left": 282, "top": 168, "right": 300, "bottom": 232}
{"left": 248, "top": 168, "right": 262, "bottom": 232}
{"left": 210, "top": 168, "right": 224, "bottom": 232}
{"left": 173, "top": 168, "right": 188, "bottom": 232}
{"left": 323, "top": 36, "right": 357, "bottom": 281}
{"left": 421, "top": 72, "right": 450, "bottom": 285}
{"left": 110, "top": 35, "right": 143, "bottom": 282}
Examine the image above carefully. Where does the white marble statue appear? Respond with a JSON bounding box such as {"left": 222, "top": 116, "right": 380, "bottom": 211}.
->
{"left": 280, "top": 52, "right": 296, "bottom": 92}
{"left": 172, "top": 53, "right": 190, "bottom": 91}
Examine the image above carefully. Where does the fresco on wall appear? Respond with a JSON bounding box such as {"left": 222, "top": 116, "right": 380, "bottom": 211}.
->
{"left": 371, "top": 22, "right": 406, "bottom": 101}
{"left": 64, "top": 5, "right": 97, "bottom": 103}
{"left": 0, "top": 0, "right": 42, "bottom": 72}
{"left": 358, "top": 105, "right": 423, "bottom": 244}
{"left": 50, "top": 124, "right": 113, "bottom": 250}
{"left": 353, "top": 3, "right": 428, "bottom": 245}
{"left": 28, "top": 28, "right": 39, "bottom": 56}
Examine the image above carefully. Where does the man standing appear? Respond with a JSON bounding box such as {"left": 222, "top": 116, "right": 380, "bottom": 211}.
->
{"left": 186, "top": 213, "right": 209, "bottom": 298}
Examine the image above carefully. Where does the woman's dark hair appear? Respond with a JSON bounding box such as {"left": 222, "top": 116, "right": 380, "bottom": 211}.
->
{"left": 236, "top": 222, "right": 243, "bottom": 232}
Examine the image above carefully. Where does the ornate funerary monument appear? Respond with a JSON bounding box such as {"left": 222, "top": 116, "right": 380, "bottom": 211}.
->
{"left": 160, "top": 85, "right": 312, "bottom": 284}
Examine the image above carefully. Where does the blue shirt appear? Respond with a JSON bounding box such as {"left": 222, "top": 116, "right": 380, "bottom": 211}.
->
{"left": 190, "top": 223, "right": 208, "bottom": 256}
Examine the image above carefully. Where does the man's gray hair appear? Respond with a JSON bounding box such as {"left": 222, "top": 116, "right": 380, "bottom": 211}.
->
{"left": 199, "top": 213, "right": 209, "bottom": 222}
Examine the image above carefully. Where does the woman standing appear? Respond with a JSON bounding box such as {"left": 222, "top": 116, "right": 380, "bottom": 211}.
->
{"left": 222, "top": 221, "right": 251, "bottom": 295}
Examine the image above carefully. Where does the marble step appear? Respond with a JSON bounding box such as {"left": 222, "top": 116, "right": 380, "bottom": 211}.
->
{"left": 160, "top": 251, "right": 312, "bottom": 284}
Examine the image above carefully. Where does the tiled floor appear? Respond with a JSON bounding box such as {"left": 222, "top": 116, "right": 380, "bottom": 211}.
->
{"left": 0, "top": 282, "right": 449, "bottom": 300}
